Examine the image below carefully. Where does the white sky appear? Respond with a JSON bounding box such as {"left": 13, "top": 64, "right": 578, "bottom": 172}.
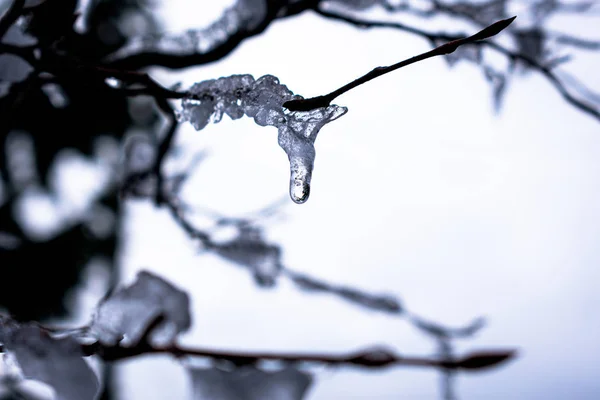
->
{"left": 86, "top": 1, "right": 600, "bottom": 399}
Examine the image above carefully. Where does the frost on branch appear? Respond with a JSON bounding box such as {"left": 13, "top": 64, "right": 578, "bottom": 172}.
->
{"left": 189, "top": 365, "right": 313, "bottom": 400}
{"left": 89, "top": 271, "right": 191, "bottom": 347}
{"left": 178, "top": 74, "right": 347, "bottom": 204}
{"left": 0, "top": 316, "right": 99, "bottom": 400}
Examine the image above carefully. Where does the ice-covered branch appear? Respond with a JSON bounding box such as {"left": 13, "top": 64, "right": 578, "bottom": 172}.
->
{"left": 178, "top": 74, "right": 347, "bottom": 204}
{"left": 106, "top": 0, "right": 322, "bottom": 70}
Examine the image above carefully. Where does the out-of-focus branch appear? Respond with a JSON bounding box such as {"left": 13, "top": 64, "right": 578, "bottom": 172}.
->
{"left": 81, "top": 340, "right": 516, "bottom": 371}
{"left": 484, "top": 40, "right": 600, "bottom": 120}
{"left": 105, "top": 0, "right": 322, "bottom": 70}
{"left": 163, "top": 195, "right": 214, "bottom": 248}
{"left": 283, "top": 16, "right": 516, "bottom": 111}
{"left": 152, "top": 97, "right": 178, "bottom": 205}
{"left": 310, "top": 8, "right": 600, "bottom": 121}
{"left": 283, "top": 267, "right": 403, "bottom": 314}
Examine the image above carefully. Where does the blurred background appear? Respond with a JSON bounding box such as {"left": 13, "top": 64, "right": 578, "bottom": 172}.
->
{"left": 1, "top": 0, "right": 599, "bottom": 399}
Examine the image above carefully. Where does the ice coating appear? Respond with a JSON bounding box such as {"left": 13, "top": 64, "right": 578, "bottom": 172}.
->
{"left": 89, "top": 271, "right": 191, "bottom": 347}
{"left": 178, "top": 74, "right": 347, "bottom": 204}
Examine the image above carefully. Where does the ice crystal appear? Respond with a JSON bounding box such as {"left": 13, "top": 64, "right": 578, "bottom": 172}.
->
{"left": 178, "top": 74, "right": 347, "bottom": 204}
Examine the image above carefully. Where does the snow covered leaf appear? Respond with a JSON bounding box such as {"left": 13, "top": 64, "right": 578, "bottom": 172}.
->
{"left": 0, "top": 317, "right": 99, "bottom": 400}
{"left": 213, "top": 225, "right": 282, "bottom": 287}
{"left": 178, "top": 74, "right": 347, "bottom": 204}
{"left": 189, "top": 366, "right": 313, "bottom": 400}
{"left": 89, "top": 271, "right": 191, "bottom": 347}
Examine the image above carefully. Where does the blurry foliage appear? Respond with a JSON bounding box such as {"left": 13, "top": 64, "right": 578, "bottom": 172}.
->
{"left": 0, "top": 0, "right": 160, "bottom": 320}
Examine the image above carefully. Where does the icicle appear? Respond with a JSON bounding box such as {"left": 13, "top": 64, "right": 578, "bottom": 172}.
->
{"left": 178, "top": 74, "right": 347, "bottom": 204}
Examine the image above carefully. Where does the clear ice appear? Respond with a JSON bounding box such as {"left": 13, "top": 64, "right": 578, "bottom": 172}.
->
{"left": 178, "top": 74, "right": 347, "bottom": 204}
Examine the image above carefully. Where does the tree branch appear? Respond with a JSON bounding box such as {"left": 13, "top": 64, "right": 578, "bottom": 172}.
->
{"left": 309, "top": 8, "right": 600, "bottom": 121}
{"left": 283, "top": 16, "right": 516, "bottom": 111}
{"left": 105, "top": 0, "right": 322, "bottom": 70}
{"left": 82, "top": 340, "right": 516, "bottom": 371}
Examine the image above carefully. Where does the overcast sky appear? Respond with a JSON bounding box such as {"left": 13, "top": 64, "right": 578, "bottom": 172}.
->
{"left": 71, "top": 1, "right": 600, "bottom": 399}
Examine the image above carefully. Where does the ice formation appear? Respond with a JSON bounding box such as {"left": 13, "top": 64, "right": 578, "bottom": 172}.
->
{"left": 178, "top": 75, "right": 347, "bottom": 204}
{"left": 89, "top": 271, "right": 191, "bottom": 347}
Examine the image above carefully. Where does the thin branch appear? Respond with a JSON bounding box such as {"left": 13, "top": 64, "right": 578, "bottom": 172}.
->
{"left": 283, "top": 267, "right": 403, "bottom": 314}
{"left": 484, "top": 40, "right": 600, "bottom": 121}
{"left": 163, "top": 195, "right": 214, "bottom": 248}
{"left": 152, "top": 96, "right": 178, "bottom": 205}
{"left": 283, "top": 16, "right": 516, "bottom": 111}
{"left": 309, "top": 9, "right": 600, "bottom": 121}
{"left": 81, "top": 340, "right": 516, "bottom": 371}
{"left": 105, "top": 0, "right": 322, "bottom": 70}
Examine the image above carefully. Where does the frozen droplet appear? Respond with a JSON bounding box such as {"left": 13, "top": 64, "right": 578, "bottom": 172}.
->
{"left": 178, "top": 73, "right": 347, "bottom": 203}
{"left": 290, "top": 179, "right": 310, "bottom": 204}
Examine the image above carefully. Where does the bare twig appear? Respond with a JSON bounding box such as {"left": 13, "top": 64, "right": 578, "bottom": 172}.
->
{"left": 81, "top": 340, "right": 516, "bottom": 371}
{"left": 283, "top": 16, "right": 516, "bottom": 111}
{"left": 310, "top": 9, "right": 600, "bottom": 121}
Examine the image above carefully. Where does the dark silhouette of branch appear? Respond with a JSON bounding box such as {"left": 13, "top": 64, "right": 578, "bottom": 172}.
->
{"left": 283, "top": 16, "right": 516, "bottom": 111}
{"left": 310, "top": 8, "right": 600, "bottom": 121}
{"left": 81, "top": 340, "right": 516, "bottom": 371}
